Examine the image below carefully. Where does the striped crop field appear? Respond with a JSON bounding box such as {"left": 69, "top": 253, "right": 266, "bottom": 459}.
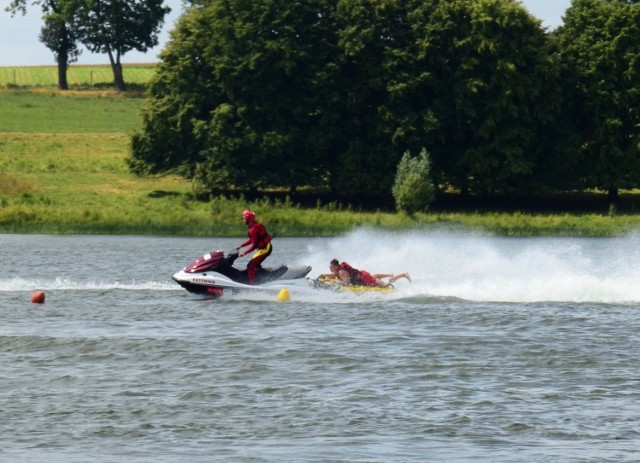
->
{"left": 0, "top": 64, "right": 156, "bottom": 87}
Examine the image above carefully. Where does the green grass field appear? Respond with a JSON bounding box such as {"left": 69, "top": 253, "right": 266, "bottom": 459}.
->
{"left": 2, "top": 72, "right": 640, "bottom": 236}
{"left": 0, "top": 91, "right": 143, "bottom": 133}
{"left": 0, "top": 64, "right": 156, "bottom": 88}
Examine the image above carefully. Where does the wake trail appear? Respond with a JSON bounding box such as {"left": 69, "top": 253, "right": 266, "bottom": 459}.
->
{"left": 0, "top": 277, "right": 177, "bottom": 292}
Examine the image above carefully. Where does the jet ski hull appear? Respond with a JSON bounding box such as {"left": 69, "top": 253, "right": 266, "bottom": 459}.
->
{"left": 172, "top": 268, "right": 314, "bottom": 297}
{"left": 172, "top": 249, "right": 312, "bottom": 297}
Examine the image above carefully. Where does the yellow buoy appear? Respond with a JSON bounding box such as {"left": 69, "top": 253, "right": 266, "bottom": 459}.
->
{"left": 276, "top": 287, "right": 290, "bottom": 302}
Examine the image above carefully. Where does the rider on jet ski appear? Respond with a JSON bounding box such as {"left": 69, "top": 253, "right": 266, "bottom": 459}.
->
{"left": 235, "top": 210, "right": 272, "bottom": 284}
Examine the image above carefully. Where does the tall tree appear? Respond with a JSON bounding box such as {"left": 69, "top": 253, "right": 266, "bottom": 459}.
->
{"left": 130, "top": 0, "right": 344, "bottom": 194}
{"left": 408, "top": 0, "right": 565, "bottom": 195}
{"left": 556, "top": 0, "right": 640, "bottom": 202}
{"left": 6, "top": 0, "right": 80, "bottom": 90}
{"left": 74, "top": 0, "right": 170, "bottom": 90}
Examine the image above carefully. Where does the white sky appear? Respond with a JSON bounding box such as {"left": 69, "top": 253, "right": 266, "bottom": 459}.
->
{"left": 0, "top": 0, "right": 571, "bottom": 67}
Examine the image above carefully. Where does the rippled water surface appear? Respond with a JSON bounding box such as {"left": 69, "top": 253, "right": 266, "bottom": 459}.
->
{"left": 2, "top": 231, "right": 640, "bottom": 462}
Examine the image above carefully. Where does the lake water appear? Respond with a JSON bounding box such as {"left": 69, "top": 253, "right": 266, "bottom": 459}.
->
{"left": 2, "top": 230, "right": 640, "bottom": 462}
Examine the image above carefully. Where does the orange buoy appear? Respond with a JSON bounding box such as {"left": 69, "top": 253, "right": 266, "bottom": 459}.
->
{"left": 31, "top": 291, "right": 45, "bottom": 304}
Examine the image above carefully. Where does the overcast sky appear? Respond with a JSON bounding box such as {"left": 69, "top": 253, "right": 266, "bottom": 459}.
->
{"left": 0, "top": 0, "right": 571, "bottom": 67}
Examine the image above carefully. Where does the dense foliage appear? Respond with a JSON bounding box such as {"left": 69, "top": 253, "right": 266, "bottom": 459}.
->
{"left": 555, "top": 0, "right": 640, "bottom": 202}
{"left": 129, "top": 0, "right": 640, "bottom": 205}
{"left": 409, "top": 0, "right": 567, "bottom": 195}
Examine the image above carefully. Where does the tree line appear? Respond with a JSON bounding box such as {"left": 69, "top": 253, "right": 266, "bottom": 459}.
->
{"left": 6, "top": 0, "right": 170, "bottom": 90}
{"left": 126, "top": 0, "right": 640, "bottom": 208}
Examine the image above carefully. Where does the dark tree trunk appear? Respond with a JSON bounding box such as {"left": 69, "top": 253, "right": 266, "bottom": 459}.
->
{"left": 56, "top": 23, "right": 70, "bottom": 90}
{"left": 107, "top": 48, "right": 127, "bottom": 91}
{"left": 57, "top": 54, "right": 69, "bottom": 90}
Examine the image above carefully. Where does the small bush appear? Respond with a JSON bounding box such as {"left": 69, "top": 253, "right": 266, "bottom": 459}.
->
{"left": 392, "top": 149, "right": 435, "bottom": 215}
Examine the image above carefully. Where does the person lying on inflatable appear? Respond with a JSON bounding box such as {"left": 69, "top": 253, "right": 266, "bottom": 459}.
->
{"left": 321, "top": 258, "right": 411, "bottom": 287}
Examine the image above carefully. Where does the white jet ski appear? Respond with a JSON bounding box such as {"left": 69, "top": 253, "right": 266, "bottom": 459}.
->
{"left": 172, "top": 249, "right": 312, "bottom": 297}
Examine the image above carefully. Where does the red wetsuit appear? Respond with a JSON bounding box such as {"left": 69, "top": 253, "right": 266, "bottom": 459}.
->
{"left": 239, "top": 222, "right": 272, "bottom": 284}
{"left": 339, "top": 262, "right": 377, "bottom": 286}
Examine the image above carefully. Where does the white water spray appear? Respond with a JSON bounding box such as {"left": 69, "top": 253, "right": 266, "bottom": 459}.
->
{"left": 302, "top": 229, "right": 640, "bottom": 303}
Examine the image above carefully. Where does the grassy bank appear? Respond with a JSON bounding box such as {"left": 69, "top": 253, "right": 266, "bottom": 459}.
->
{"left": 2, "top": 130, "right": 639, "bottom": 236}
{"left": 2, "top": 85, "right": 640, "bottom": 236}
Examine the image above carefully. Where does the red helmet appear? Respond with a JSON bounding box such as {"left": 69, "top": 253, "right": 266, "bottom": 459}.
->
{"left": 242, "top": 210, "right": 256, "bottom": 223}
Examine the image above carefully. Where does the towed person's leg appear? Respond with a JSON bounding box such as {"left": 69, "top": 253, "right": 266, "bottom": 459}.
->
{"left": 372, "top": 273, "right": 393, "bottom": 279}
{"left": 388, "top": 272, "right": 411, "bottom": 284}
